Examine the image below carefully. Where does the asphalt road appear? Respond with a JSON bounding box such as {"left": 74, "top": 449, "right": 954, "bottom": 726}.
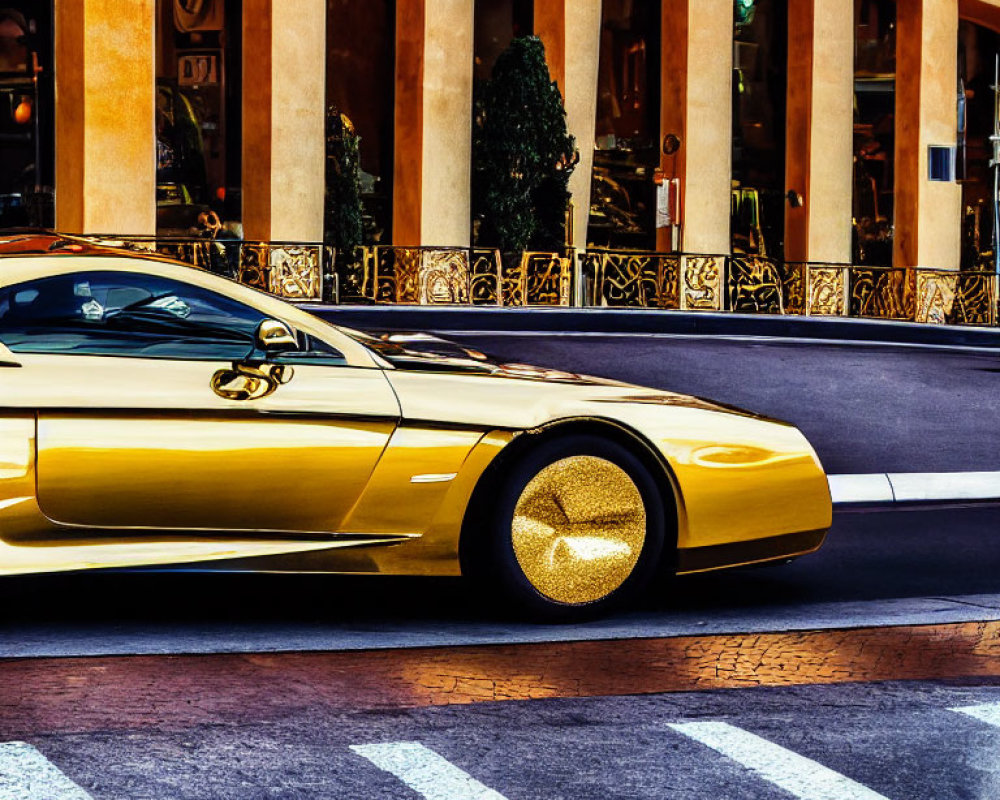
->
{"left": 444, "top": 332, "right": 1000, "bottom": 474}
{"left": 11, "top": 678, "right": 1000, "bottom": 799}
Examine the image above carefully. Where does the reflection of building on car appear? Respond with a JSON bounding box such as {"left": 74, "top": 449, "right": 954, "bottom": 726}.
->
{"left": 0, "top": 236, "right": 832, "bottom": 620}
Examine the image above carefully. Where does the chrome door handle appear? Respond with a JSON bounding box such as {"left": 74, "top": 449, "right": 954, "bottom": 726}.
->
{"left": 211, "top": 363, "right": 294, "bottom": 401}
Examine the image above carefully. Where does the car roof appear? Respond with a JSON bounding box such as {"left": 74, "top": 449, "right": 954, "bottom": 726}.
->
{"left": 0, "top": 232, "right": 197, "bottom": 269}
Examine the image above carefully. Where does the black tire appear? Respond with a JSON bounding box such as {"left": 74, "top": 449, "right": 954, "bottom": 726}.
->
{"left": 463, "top": 434, "right": 667, "bottom": 622}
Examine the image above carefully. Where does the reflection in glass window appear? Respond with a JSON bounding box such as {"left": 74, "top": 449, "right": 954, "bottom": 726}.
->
{"left": 853, "top": 0, "right": 896, "bottom": 266}
{"left": 0, "top": 271, "right": 266, "bottom": 361}
{"left": 0, "top": 3, "right": 54, "bottom": 229}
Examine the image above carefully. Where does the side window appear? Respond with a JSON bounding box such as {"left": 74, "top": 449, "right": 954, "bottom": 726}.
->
{"left": 0, "top": 270, "right": 269, "bottom": 361}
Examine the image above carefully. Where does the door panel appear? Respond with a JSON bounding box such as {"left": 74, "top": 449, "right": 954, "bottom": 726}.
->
{"left": 11, "top": 355, "right": 400, "bottom": 536}
{"left": 37, "top": 415, "right": 394, "bottom": 533}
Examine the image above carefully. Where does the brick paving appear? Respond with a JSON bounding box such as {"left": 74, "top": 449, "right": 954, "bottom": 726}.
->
{"left": 4, "top": 620, "right": 1000, "bottom": 739}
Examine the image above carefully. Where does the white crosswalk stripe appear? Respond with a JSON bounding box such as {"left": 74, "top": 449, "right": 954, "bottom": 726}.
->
{"left": 351, "top": 741, "right": 509, "bottom": 800}
{"left": 669, "top": 721, "right": 890, "bottom": 800}
{"left": 950, "top": 701, "right": 1000, "bottom": 727}
{"left": 0, "top": 741, "right": 93, "bottom": 800}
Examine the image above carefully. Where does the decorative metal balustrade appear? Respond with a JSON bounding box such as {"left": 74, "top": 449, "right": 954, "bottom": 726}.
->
{"left": 584, "top": 249, "right": 1000, "bottom": 327}
{"left": 75, "top": 235, "right": 1000, "bottom": 326}
{"left": 359, "top": 246, "right": 573, "bottom": 306}
{"left": 82, "top": 235, "right": 333, "bottom": 303}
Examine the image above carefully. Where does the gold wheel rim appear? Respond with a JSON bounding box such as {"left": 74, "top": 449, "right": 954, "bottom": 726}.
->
{"left": 511, "top": 456, "right": 647, "bottom": 605}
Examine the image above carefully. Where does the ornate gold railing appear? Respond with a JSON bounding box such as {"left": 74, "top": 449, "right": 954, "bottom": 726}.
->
{"left": 84, "top": 237, "right": 575, "bottom": 307}
{"left": 76, "top": 236, "right": 1000, "bottom": 325}
{"left": 81, "top": 235, "right": 332, "bottom": 302}
{"left": 584, "top": 250, "right": 1000, "bottom": 327}
{"left": 359, "top": 246, "right": 573, "bottom": 306}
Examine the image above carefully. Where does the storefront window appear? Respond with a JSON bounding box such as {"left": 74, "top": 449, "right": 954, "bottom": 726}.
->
{"left": 731, "top": 0, "right": 786, "bottom": 258}
{"left": 958, "top": 20, "right": 999, "bottom": 271}
{"left": 155, "top": 0, "right": 242, "bottom": 237}
{"left": 0, "top": 2, "right": 53, "bottom": 229}
{"left": 326, "top": 0, "right": 396, "bottom": 246}
{"left": 473, "top": 0, "right": 532, "bottom": 82}
{"left": 587, "top": 0, "right": 661, "bottom": 251}
{"left": 853, "top": 0, "right": 895, "bottom": 266}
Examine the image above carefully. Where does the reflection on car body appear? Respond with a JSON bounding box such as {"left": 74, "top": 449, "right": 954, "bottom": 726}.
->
{"left": 0, "top": 236, "right": 832, "bottom": 619}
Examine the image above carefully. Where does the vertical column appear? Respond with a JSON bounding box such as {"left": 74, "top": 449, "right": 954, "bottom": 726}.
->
{"left": 659, "top": 0, "right": 689, "bottom": 252}
{"left": 662, "top": 0, "right": 733, "bottom": 255}
{"left": 785, "top": 0, "right": 854, "bottom": 264}
{"left": 535, "top": 0, "right": 601, "bottom": 253}
{"left": 393, "top": 0, "right": 473, "bottom": 247}
{"left": 393, "top": 0, "right": 425, "bottom": 246}
{"left": 534, "top": 0, "right": 566, "bottom": 89}
{"left": 242, "top": 0, "right": 326, "bottom": 242}
{"left": 420, "top": 0, "right": 474, "bottom": 246}
{"left": 55, "top": 0, "right": 156, "bottom": 235}
{"left": 894, "top": 0, "right": 961, "bottom": 269}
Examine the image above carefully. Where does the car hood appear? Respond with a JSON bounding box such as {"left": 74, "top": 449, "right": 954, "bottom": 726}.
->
{"left": 383, "top": 360, "right": 780, "bottom": 432}
{"left": 346, "top": 328, "right": 784, "bottom": 428}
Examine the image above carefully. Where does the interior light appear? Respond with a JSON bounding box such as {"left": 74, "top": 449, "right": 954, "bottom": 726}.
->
{"left": 13, "top": 97, "right": 31, "bottom": 125}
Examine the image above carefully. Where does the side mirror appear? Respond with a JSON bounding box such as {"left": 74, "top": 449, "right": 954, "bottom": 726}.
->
{"left": 256, "top": 319, "right": 297, "bottom": 354}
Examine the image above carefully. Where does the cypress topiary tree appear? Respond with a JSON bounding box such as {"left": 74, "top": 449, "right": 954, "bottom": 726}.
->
{"left": 472, "top": 36, "right": 577, "bottom": 253}
{"left": 324, "top": 107, "right": 364, "bottom": 297}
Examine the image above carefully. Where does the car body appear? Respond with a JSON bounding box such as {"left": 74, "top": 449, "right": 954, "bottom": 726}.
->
{"left": 0, "top": 235, "right": 832, "bottom": 616}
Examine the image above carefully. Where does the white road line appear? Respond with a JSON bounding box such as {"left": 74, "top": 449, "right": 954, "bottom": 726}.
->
{"left": 668, "top": 721, "right": 889, "bottom": 800}
{"left": 828, "top": 473, "right": 894, "bottom": 504}
{"left": 829, "top": 471, "right": 1000, "bottom": 504}
{"left": 889, "top": 472, "right": 1000, "bottom": 502}
{"left": 351, "top": 741, "right": 508, "bottom": 800}
{"left": 950, "top": 702, "right": 1000, "bottom": 727}
{"left": 0, "top": 741, "right": 93, "bottom": 800}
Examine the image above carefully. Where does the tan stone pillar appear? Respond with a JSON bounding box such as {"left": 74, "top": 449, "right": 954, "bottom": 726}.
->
{"left": 242, "top": 0, "right": 327, "bottom": 242}
{"left": 55, "top": 0, "right": 156, "bottom": 235}
{"left": 420, "top": 0, "right": 474, "bottom": 246}
{"left": 393, "top": 0, "right": 425, "bottom": 247}
{"left": 535, "top": 0, "right": 601, "bottom": 253}
{"left": 894, "top": 0, "right": 962, "bottom": 269}
{"left": 392, "top": 0, "right": 473, "bottom": 247}
{"left": 660, "top": 0, "right": 733, "bottom": 255}
{"left": 785, "top": 0, "right": 854, "bottom": 264}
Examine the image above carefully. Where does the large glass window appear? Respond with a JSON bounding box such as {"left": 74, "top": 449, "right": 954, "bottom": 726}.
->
{"left": 731, "top": 0, "right": 787, "bottom": 259}
{"left": 587, "top": 0, "right": 661, "bottom": 250}
{"left": 0, "top": 2, "right": 53, "bottom": 229}
{"left": 326, "top": 0, "right": 397, "bottom": 245}
{"left": 155, "top": 0, "right": 243, "bottom": 237}
{"left": 473, "top": 0, "right": 532, "bottom": 81}
{"left": 853, "top": 0, "right": 896, "bottom": 266}
{"left": 958, "top": 20, "right": 1000, "bottom": 270}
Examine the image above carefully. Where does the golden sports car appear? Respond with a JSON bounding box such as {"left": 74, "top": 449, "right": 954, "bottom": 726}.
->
{"left": 0, "top": 236, "right": 832, "bottom": 619}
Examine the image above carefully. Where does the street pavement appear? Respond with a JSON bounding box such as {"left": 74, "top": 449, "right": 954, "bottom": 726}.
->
{"left": 8, "top": 678, "right": 1000, "bottom": 798}
{"left": 3, "top": 330, "right": 1000, "bottom": 798}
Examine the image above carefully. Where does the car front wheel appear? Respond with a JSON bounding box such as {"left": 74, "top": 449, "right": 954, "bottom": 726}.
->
{"left": 468, "top": 434, "right": 668, "bottom": 621}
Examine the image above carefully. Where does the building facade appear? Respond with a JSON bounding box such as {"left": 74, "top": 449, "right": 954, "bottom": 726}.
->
{"left": 3, "top": 1, "right": 1000, "bottom": 289}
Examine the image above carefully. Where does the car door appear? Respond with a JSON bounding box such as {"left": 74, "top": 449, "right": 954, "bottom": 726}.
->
{"left": 0, "top": 266, "right": 400, "bottom": 538}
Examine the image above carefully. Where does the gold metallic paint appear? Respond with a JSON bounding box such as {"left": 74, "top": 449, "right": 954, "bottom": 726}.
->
{"left": 0, "top": 253, "right": 833, "bottom": 579}
{"left": 387, "top": 372, "right": 833, "bottom": 550}
{"left": 511, "top": 456, "right": 646, "bottom": 605}
{"left": 36, "top": 415, "right": 395, "bottom": 533}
